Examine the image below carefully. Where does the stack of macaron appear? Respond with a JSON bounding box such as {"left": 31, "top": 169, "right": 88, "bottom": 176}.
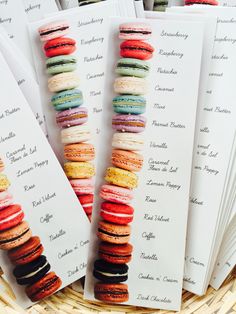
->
{"left": 185, "top": 0, "right": 218, "bottom": 4}
{"left": 0, "top": 157, "right": 62, "bottom": 302}
{"left": 38, "top": 21, "right": 95, "bottom": 221}
{"left": 93, "top": 23, "right": 154, "bottom": 304}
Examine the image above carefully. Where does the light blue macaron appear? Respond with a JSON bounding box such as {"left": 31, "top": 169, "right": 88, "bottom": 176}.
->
{"left": 46, "top": 55, "right": 77, "bottom": 75}
{"left": 115, "top": 58, "right": 150, "bottom": 78}
{"left": 113, "top": 95, "right": 146, "bottom": 115}
{"left": 51, "top": 89, "right": 83, "bottom": 111}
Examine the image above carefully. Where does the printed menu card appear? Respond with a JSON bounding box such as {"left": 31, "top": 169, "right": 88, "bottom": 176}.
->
{"left": 84, "top": 17, "right": 204, "bottom": 311}
{"left": 168, "top": 6, "right": 236, "bottom": 295}
{"left": 28, "top": 1, "right": 136, "bottom": 164}
{"left": 0, "top": 51, "right": 90, "bottom": 308}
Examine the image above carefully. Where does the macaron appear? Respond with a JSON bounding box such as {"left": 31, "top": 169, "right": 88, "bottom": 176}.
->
{"left": 112, "top": 114, "right": 146, "bottom": 133}
{"left": 38, "top": 21, "right": 69, "bottom": 42}
{"left": 64, "top": 143, "right": 95, "bottom": 161}
{"left": 61, "top": 125, "right": 91, "bottom": 144}
{"left": 70, "top": 178, "right": 95, "bottom": 195}
{"left": 51, "top": 89, "right": 83, "bottom": 111}
{"left": 25, "top": 271, "right": 62, "bottom": 302}
{"left": 119, "top": 23, "right": 152, "bottom": 40}
{"left": 116, "top": 58, "right": 150, "bottom": 78}
{"left": 48, "top": 72, "right": 79, "bottom": 93}
{"left": 0, "top": 191, "right": 13, "bottom": 210}
{"left": 98, "top": 221, "right": 131, "bottom": 244}
{"left": 78, "top": 0, "right": 101, "bottom": 5}
{"left": 114, "top": 77, "right": 147, "bottom": 95}
{"left": 56, "top": 107, "right": 88, "bottom": 128}
{"left": 0, "top": 158, "right": 4, "bottom": 172}
{"left": 111, "top": 149, "right": 143, "bottom": 172}
{"left": 94, "top": 282, "right": 129, "bottom": 303}
{"left": 8, "top": 236, "right": 44, "bottom": 265}
{"left": 46, "top": 55, "right": 77, "bottom": 75}
{"left": 0, "top": 204, "right": 24, "bottom": 231}
{"left": 93, "top": 259, "right": 128, "bottom": 283}
{"left": 99, "top": 242, "right": 133, "bottom": 264}
{"left": 112, "top": 132, "right": 144, "bottom": 151}
{"left": 44, "top": 37, "right": 76, "bottom": 58}
{"left": 185, "top": 0, "right": 218, "bottom": 4}
{"left": 64, "top": 162, "right": 95, "bottom": 179}
{"left": 100, "top": 202, "right": 134, "bottom": 225}
{"left": 105, "top": 167, "right": 138, "bottom": 189}
{"left": 13, "top": 255, "right": 50, "bottom": 286}
{"left": 0, "top": 174, "right": 10, "bottom": 192}
{"left": 0, "top": 221, "right": 32, "bottom": 250}
{"left": 100, "top": 185, "right": 133, "bottom": 204}
{"left": 113, "top": 95, "right": 146, "bottom": 115}
{"left": 78, "top": 194, "right": 94, "bottom": 215}
{"left": 120, "top": 40, "right": 154, "bottom": 60}
{"left": 153, "top": 0, "right": 168, "bottom": 11}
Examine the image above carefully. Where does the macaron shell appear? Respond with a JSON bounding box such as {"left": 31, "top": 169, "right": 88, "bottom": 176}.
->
{"left": 0, "top": 204, "right": 24, "bottom": 231}
{"left": 70, "top": 179, "right": 95, "bottom": 195}
{"left": 64, "top": 162, "right": 95, "bottom": 179}
{"left": 48, "top": 72, "right": 79, "bottom": 93}
{"left": 111, "top": 149, "right": 143, "bottom": 172}
{"left": 112, "top": 132, "right": 144, "bottom": 151}
{"left": 64, "top": 143, "right": 95, "bottom": 162}
{"left": 94, "top": 283, "right": 129, "bottom": 303}
{"left": 8, "top": 236, "right": 44, "bottom": 265}
{"left": 38, "top": 21, "right": 69, "bottom": 41}
{"left": 113, "top": 95, "right": 146, "bottom": 115}
{"left": 112, "top": 114, "right": 146, "bottom": 133}
{"left": 61, "top": 125, "right": 91, "bottom": 144}
{"left": 105, "top": 167, "right": 138, "bottom": 189}
{"left": 114, "top": 77, "right": 147, "bottom": 95}
{"left": 100, "top": 202, "right": 134, "bottom": 224}
{"left": 98, "top": 221, "right": 131, "bottom": 244}
{"left": 0, "top": 191, "right": 13, "bottom": 210}
{"left": 99, "top": 242, "right": 133, "bottom": 264}
{"left": 120, "top": 40, "right": 154, "bottom": 60}
{"left": 119, "top": 23, "right": 152, "bottom": 40}
{"left": 100, "top": 185, "right": 133, "bottom": 204}
{"left": 25, "top": 272, "right": 62, "bottom": 302}
{"left": 56, "top": 107, "right": 88, "bottom": 128}
{"left": 44, "top": 37, "right": 76, "bottom": 58}
{"left": 0, "top": 221, "right": 32, "bottom": 250}
{"left": 0, "top": 174, "right": 10, "bottom": 192}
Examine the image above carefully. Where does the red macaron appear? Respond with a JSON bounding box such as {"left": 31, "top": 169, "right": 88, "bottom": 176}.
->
{"left": 100, "top": 202, "right": 134, "bottom": 225}
{"left": 120, "top": 40, "right": 154, "bottom": 60}
{"left": 78, "top": 194, "right": 94, "bottom": 215}
{"left": 44, "top": 37, "right": 76, "bottom": 57}
{"left": 99, "top": 242, "right": 133, "bottom": 264}
{"left": 8, "top": 236, "right": 44, "bottom": 265}
{"left": 0, "top": 204, "right": 24, "bottom": 231}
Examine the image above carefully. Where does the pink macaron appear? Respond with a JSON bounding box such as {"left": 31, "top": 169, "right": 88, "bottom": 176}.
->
{"left": 119, "top": 23, "right": 152, "bottom": 40}
{"left": 56, "top": 107, "right": 88, "bottom": 128}
{"left": 112, "top": 114, "right": 146, "bottom": 133}
{"left": 0, "top": 191, "right": 13, "bottom": 210}
{"left": 70, "top": 179, "right": 95, "bottom": 195}
{"left": 38, "top": 21, "right": 69, "bottom": 42}
{"left": 100, "top": 185, "right": 133, "bottom": 204}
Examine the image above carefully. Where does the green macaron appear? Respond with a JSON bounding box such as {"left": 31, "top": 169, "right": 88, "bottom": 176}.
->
{"left": 46, "top": 55, "right": 77, "bottom": 75}
{"left": 115, "top": 58, "right": 150, "bottom": 78}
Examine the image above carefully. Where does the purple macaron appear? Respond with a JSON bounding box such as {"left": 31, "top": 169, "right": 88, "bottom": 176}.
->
{"left": 56, "top": 107, "right": 88, "bottom": 128}
{"left": 112, "top": 114, "right": 146, "bottom": 133}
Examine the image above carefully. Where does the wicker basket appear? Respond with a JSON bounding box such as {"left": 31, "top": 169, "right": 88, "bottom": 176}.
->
{"left": 0, "top": 270, "right": 236, "bottom": 314}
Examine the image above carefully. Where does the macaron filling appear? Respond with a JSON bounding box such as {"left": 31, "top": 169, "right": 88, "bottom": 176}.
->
{"left": 0, "top": 228, "right": 30, "bottom": 244}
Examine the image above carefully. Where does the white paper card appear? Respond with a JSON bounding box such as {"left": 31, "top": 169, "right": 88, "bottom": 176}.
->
{"left": 23, "top": 0, "right": 59, "bottom": 22}
{"left": 84, "top": 17, "right": 204, "bottom": 311}
{"left": 28, "top": 1, "right": 136, "bottom": 164}
{"left": 0, "top": 52, "right": 90, "bottom": 308}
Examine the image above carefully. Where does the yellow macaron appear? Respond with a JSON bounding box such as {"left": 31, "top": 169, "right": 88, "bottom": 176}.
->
{"left": 105, "top": 167, "right": 138, "bottom": 189}
{"left": 64, "top": 162, "right": 95, "bottom": 179}
{"left": 0, "top": 174, "right": 10, "bottom": 191}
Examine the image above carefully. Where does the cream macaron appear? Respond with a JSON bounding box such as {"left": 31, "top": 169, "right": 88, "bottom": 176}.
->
{"left": 61, "top": 125, "right": 91, "bottom": 144}
{"left": 114, "top": 77, "right": 147, "bottom": 95}
{"left": 48, "top": 72, "right": 80, "bottom": 93}
{"left": 112, "top": 132, "right": 144, "bottom": 151}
